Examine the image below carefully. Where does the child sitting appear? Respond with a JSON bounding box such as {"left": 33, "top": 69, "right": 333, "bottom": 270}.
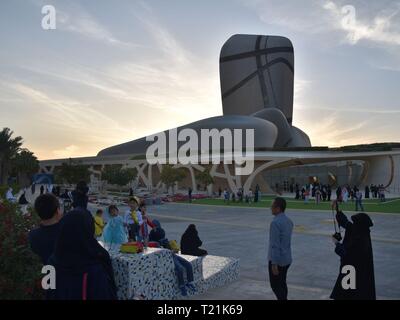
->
{"left": 103, "top": 205, "right": 128, "bottom": 246}
{"left": 94, "top": 209, "right": 105, "bottom": 238}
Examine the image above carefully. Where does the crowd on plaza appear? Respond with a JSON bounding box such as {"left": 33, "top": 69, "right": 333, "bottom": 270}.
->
{"left": 2, "top": 178, "right": 380, "bottom": 301}
{"left": 22, "top": 181, "right": 208, "bottom": 299}
{"left": 292, "top": 182, "right": 386, "bottom": 204}
{"left": 196, "top": 180, "right": 388, "bottom": 214}
{"left": 288, "top": 182, "right": 387, "bottom": 211}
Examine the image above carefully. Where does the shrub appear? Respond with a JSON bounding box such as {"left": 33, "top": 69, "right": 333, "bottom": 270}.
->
{"left": 0, "top": 201, "right": 44, "bottom": 299}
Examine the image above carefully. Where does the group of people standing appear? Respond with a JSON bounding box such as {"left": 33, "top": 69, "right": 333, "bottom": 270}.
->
{"left": 295, "top": 183, "right": 332, "bottom": 203}
{"left": 367, "top": 184, "right": 387, "bottom": 202}
{"left": 27, "top": 181, "right": 208, "bottom": 299}
{"left": 336, "top": 185, "right": 365, "bottom": 203}
{"left": 221, "top": 184, "right": 261, "bottom": 204}
{"left": 292, "top": 182, "right": 387, "bottom": 210}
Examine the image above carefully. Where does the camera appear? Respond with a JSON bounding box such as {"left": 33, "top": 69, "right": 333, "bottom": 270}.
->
{"left": 332, "top": 232, "right": 342, "bottom": 242}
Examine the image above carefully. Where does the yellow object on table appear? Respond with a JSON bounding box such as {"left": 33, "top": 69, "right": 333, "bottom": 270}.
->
{"left": 169, "top": 240, "right": 180, "bottom": 253}
{"left": 120, "top": 242, "right": 143, "bottom": 254}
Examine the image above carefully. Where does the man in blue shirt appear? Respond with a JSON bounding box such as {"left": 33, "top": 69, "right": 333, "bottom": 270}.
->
{"left": 268, "top": 197, "right": 293, "bottom": 300}
{"left": 29, "top": 194, "right": 62, "bottom": 264}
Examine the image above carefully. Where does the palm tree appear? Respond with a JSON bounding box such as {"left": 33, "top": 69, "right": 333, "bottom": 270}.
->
{"left": 12, "top": 149, "right": 39, "bottom": 186}
{"left": 195, "top": 167, "right": 214, "bottom": 194}
{"left": 0, "top": 128, "right": 23, "bottom": 185}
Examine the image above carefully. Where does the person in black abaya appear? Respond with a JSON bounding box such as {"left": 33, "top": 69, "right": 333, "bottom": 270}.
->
{"left": 330, "top": 205, "right": 376, "bottom": 300}
{"left": 71, "top": 181, "right": 89, "bottom": 211}
{"left": 181, "top": 224, "right": 208, "bottom": 256}
{"left": 365, "top": 185, "right": 370, "bottom": 199}
{"left": 47, "top": 210, "right": 117, "bottom": 300}
{"left": 336, "top": 186, "right": 342, "bottom": 202}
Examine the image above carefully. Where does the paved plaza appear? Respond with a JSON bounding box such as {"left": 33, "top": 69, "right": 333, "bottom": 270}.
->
{"left": 135, "top": 202, "right": 400, "bottom": 300}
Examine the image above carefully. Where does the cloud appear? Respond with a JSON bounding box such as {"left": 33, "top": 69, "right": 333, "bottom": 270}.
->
{"left": 57, "top": 10, "right": 137, "bottom": 48}
{"left": 238, "top": 0, "right": 337, "bottom": 34}
{"left": 16, "top": 1, "right": 222, "bottom": 122}
{"left": 294, "top": 102, "right": 400, "bottom": 147}
{"left": 24, "top": 4, "right": 222, "bottom": 122}
{"left": 31, "top": 0, "right": 141, "bottom": 48}
{"left": 296, "top": 104, "right": 400, "bottom": 115}
{"left": 294, "top": 79, "right": 312, "bottom": 102}
{"left": 52, "top": 145, "right": 80, "bottom": 158}
{"left": 323, "top": 1, "right": 400, "bottom": 46}
{"left": 241, "top": 0, "right": 400, "bottom": 47}
{"left": 4, "top": 82, "right": 133, "bottom": 140}
{"left": 296, "top": 111, "right": 369, "bottom": 147}
{"left": 0, "top": 4, "right": 222, "bottom": 160}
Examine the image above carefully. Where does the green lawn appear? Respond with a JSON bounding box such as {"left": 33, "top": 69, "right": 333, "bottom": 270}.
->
{"left": 191, "top": 196, "right": 400, "bottom": 214}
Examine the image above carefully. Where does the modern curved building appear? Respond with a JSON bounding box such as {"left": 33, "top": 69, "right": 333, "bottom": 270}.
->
{"left": 39, "top": 35, "right": 400, "bottom": 195}
{"left": 98, "top": 34, "right": 310, "bottom": 157}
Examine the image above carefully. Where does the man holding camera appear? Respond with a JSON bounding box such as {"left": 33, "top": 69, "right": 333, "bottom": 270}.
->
{"left": 268, "top": 197, "right": 294, "bottom": 300}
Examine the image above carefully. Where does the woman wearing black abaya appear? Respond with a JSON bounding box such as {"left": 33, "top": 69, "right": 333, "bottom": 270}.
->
{"left": 181, "top": 224, "right": 208, "bottom": 256}
{"left": 330, "top": 208, "right": 376, "bottom": 300}
{"left": 71, "top": 181, "right": 90, "bottom": 211}
{"left": 47, "top": 210, "right": 117, "bottom": 300}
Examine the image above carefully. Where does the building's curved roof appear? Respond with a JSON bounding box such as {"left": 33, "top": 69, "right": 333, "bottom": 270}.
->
{"left": 97, "top": 115, "right": 278, "bottom": 156}
{"left": 98, "top": 34, "right": 311, "bottom": 157}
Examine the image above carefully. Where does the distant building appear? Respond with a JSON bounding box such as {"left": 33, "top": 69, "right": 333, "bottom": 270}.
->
{"left": 39, "top": 35, "right": 400, "bottom": 195}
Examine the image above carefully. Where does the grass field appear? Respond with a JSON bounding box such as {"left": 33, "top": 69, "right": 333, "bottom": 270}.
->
{"left": 191, "top": 196, "right": 400, "bottom": 214}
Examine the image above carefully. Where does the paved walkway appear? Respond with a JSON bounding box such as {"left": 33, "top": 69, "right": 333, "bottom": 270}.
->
{"left": 143, "top": 202, "right": 400, "bottom": 300}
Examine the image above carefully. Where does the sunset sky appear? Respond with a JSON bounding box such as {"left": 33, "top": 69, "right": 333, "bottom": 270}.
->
{"left": 1, "top": 0, "right": 399, "bottom": 160}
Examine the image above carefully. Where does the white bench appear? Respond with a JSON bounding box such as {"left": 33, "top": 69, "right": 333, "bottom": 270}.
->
{"left": 109, "top": 248, "right": 239, "bottom": 300}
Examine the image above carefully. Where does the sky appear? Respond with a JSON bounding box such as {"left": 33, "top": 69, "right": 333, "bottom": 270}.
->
{"left": 0, "top": 0, "right": 399, "bottom": 160}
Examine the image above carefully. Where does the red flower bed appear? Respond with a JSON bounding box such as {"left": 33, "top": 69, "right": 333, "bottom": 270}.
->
{"left": 161, "top": 193, "right": 209, "bottom": 202}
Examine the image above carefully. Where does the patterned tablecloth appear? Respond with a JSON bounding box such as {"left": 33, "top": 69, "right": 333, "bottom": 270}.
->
{"left": 105, "top": 246, "right": 240, "bottom": 300}
{"left": 110, "top": 248, "right": 179, "bottom": 300}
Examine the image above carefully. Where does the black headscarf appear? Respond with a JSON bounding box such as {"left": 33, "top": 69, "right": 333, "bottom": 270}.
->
{"left": 185, "top": 224, "right": 198, "bottom": 236}
{"left": 351, "top": 212, "right": 373, "bottom": 235}
{"left": 49, "top": 210, "right": 117, "bottom": 298}
{"left": 181, "top": 224, "right": 202, "bottom": 253}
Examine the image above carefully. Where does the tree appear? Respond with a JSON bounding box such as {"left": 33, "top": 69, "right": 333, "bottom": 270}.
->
{"left": 101, "top": 165, "right": 137, "bottom": 191}
{"left": 0, "top": 128, "right": 23, "bottom": 185}
{"left": 195, "top": 168, "right": 214, "bottom": 192}
{"left": 160, "top": 165, "right": 186, "bottom": 194}
{"left": 54, "top": 159, "right": 91, "bottom": 185}
{"left": 11, "top": 149, "right": 39, "bottom": 186}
